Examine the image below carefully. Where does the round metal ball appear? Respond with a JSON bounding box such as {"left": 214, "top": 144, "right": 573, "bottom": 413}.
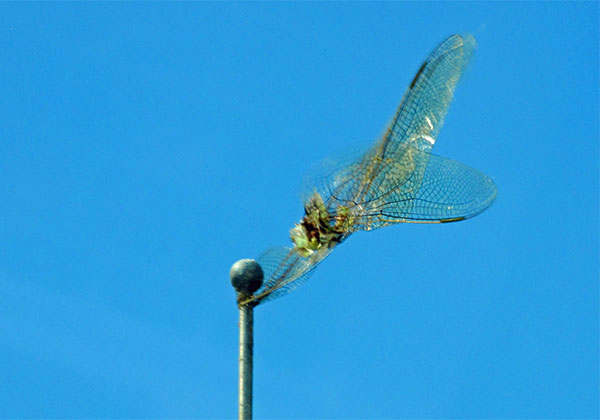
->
{"left": 230, "top": 259, "right": 264, "bottom": 295}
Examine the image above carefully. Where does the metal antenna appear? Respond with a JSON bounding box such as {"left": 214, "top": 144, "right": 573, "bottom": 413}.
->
{"left": 230, "top": 259, "right": 264, "bottom": 420}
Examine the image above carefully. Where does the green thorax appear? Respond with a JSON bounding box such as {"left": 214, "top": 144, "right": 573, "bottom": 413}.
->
{"left": 290, "top": 192, "right": 353, "bottom": 257}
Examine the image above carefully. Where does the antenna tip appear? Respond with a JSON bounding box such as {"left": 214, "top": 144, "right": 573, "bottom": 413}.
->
{"left": 230, "top": 259, "right": 264, "bottom": 295}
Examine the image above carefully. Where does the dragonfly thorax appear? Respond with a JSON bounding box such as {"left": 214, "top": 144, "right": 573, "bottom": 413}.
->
{"left": 290, "top": 192, "right": 346, "bottom": 257}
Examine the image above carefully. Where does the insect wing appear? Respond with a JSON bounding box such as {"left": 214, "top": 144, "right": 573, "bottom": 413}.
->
{"left": 306, "top": 34, "right": 478, "bottom": 223}
{"left": 243, "top": 246, "right": 333, "bottom": 305}
{"left": 383, "top": 33, "right": 476, "bottom": 156}
{"left": 356, "top": 149, "right": 497, "bottom": 226}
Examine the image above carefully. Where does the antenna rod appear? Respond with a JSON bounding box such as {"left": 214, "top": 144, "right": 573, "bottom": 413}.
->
{"left": 230, "top": 259, "right": 264, "bottom": 420}
{"left": 238, "top": 302, "right": 254, "bottom": 419}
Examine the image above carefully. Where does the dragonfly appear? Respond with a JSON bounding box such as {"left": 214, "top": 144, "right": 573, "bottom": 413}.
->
{"left": 239, "top": 34, "right": 497, "bottom": 307}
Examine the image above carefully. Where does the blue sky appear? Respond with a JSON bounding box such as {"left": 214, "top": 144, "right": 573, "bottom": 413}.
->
{"left": 0, "top": 2, "right": 597, "bottom": 419}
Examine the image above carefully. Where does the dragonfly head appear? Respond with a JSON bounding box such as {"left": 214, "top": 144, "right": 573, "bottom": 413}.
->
{"left": 290, "top": 223, "right": 319, "bottom": 257}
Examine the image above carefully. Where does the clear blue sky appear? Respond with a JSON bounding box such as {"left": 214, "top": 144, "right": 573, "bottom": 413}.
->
{"left": 0, "top": 2, "right": 597, "bottom": 419}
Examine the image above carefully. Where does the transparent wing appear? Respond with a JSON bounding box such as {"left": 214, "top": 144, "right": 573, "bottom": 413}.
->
{"left": 318, "top": 145, "right": 496, "bottom": 229}
{"left": 383, "top": 33, "right": 476, "bottom": 156}
{"left": 307, "top": 34, "right": 477, "bottom": 221}
{"left": 371, "top": 152, "right": 497, "bottom": 224}
{"left": 239, "top": 245, "right": 333, "bottom": 306}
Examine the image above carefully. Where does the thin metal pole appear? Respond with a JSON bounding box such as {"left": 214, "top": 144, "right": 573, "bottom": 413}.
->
{"left": 238, "top": 303, "right": 254, "bottom": 420}
{"left": 230, "top": 259, "right": 262, "bottom": 420}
